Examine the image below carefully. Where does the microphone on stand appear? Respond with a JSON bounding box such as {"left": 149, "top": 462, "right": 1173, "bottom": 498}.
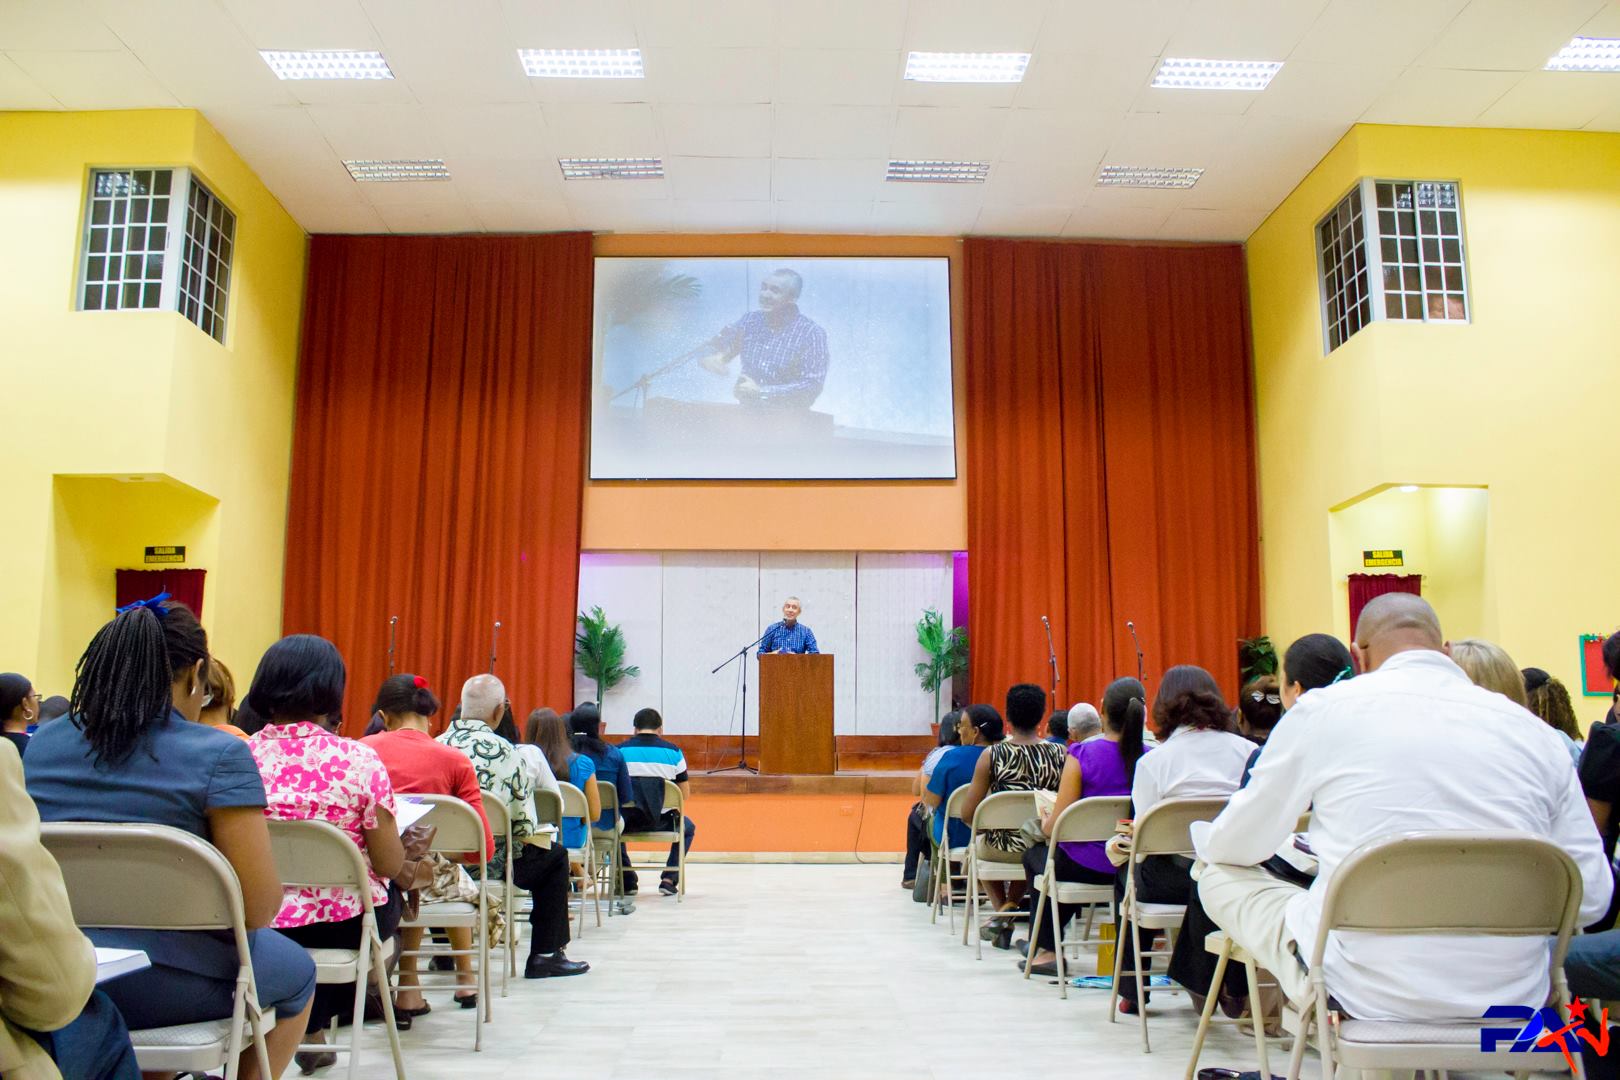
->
{"left": 387, "top": 615, "right": 399, "bottom": 676}
{"left": 1040, "top": 615, "right": 1060, "bottom": 706}
{"left": 489, "top": 620, "right": 502, "bottom": 674}
{"left": 1126, "top": 619, "right": 1146, "bottom": 687}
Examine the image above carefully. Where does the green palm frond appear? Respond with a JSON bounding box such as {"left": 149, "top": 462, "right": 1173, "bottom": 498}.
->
{"left": 575, "top": 606, "right": 641, "bottom": 705}
{"left": 915, "top": 607, "right": 968, "bottom": 721}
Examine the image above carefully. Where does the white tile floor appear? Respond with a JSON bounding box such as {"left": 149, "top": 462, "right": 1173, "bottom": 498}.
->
{"left": 336, "top": 863, "right": 1320, "bottom": 1080}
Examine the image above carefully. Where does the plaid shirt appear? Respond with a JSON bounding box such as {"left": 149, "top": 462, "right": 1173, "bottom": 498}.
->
{"left": 758, "top": 621, "right": 819, "bottom": 655}
{"left": 715, "top": 305, "right": 829, "bottom": 407}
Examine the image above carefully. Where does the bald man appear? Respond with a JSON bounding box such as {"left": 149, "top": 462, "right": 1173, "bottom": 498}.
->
{"left": 1192, "top": 595, "right": 1609, "bottom": 1022}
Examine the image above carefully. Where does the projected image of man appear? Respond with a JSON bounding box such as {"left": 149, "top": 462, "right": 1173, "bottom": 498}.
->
{"left": 699, "top": 269, "right": 830, "bottom": 409}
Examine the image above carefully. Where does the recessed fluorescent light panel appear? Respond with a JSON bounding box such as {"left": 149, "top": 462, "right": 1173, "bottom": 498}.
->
{"left": 886, "top": 160, "right": 990, "bottom": 184}
{"left": 519, "top": 48, "right": 644, "bottom": 78}
{"left": 1545, "top": 36, "right": 1620, "bottom": 72}
{"left": 260, "top": 50, "right": 394, "bottom": 80}
{"left": 344, "top": 159, "right": 450, "bottom": 182}
{"left": 560, "top": 157, "right": 664, "bottom": 180}
{"left": 904, "top": 51, "right": 1030, "bottom": 83}
{"left": 1152, "top": 57, "right": 1282, "bottom": 91}
{"left": 1096, "top": 165, "right": 1204, "bottom": 189}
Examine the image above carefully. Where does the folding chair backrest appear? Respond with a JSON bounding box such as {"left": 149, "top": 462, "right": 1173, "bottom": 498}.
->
{"left": 266, "top": 818, "right": 369, "bottom": 892}
{"left": 410, "top": 794, "right": 487, "bottom": 862}
{"left": 596, "top": 781, "right": 618, "bottom": 818}
{"left": 970, "top": 790, "right": 1038, "bottom": 833}
{"left": 481, "top": 792, "right": 512, "bottom": 846}
{"left": 942, "top": 783, "right": 971, "bottom": 837}
{"left": 662, "top": 780, "right": 683, "bottom": 813}
{"left": 533, "top": 788, "right": 563, "bottom": 831}
{"left": 42, "top": 822, "right": 244, "bottom": 933}
{"left": 1050, "top": 795, "right": 1132, "bottom": 845}
{"left": 1318, "top": 832, "right": 1580, "bottom": 951}
{"left": 1133, "top": 796, "right": 1229, "bottom": 859}
{"left": 558, "top": 782, "right": 590, "bottom": 823}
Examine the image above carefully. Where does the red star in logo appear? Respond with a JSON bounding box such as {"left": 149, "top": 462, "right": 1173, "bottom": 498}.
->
{"left": 1569, "top": 998, "right": 1590, "bottom": 1023}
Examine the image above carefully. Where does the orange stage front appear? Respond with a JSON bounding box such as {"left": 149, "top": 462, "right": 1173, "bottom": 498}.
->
{"left": 625, "top": 773, "right": 914, "bottom": 856}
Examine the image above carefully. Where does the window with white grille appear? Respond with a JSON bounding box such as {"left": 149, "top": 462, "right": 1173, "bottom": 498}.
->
{"left": 1316, "top": 178, "right": 1470, "bottom": 353}
{"left": 79, "top": 167, "right": 237, "bottom": 344}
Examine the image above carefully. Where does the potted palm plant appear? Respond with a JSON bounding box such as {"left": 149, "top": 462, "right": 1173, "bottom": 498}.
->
{"left": 1238, "top": 634, "right": 1278, "bottom": 685}
{"left": 914, "top": 607, "right": 968, "bottom": 725}
{"left": 575, "top": 606, "right": 641, "bottom": 705}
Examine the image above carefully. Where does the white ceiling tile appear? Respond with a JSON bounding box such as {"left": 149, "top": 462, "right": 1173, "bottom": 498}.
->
{"left": 773, "top": 159, "right": 886, "bottom": 202}
{"left": 777, "top": 0, "right": 907, "bottom": 50}
{"left": 1477, "top": 70, "right": 1615, "bottom": 128}
{"left": 363, "top": 0, "right": 530, "bottom": 105}
{"left": 7, "top": 50, "right": 179, "bottom": 108}
{"left": 0, "top": 52, "right": 60, "bottom": 107}
{"left": 1290, "top": 0, "right": 1468, "bottom": 66}
{"left": 891, "top": 106, "right": 1009, "bottom": 160}
{"left": 772, "top": 105, "right": 897, "bottom": 158}
{"left": 421, "top": 104, "right": 548, "bottom": 162}
{"left": 1578, "top": 1, "right": 1620, "bottom": 36}
{"left": 91, "top": 0, "right": 291, "bottom": 107}
{"left": 1130, "top": 84, "right": 1263, "bottom": 117}
{"left": 201, "top": 106, "right": 351, "bottom": 197}
{"left": 1361, "top": 67, "right": 1525, "bottom": 125}
{"left": 1246, "top": 60, "right": 1404, "bottom": 123}
{"left": 450, "top": 157, "right": 563, "bottom": 203}
{"left": 277, "top": 194, "right": 386, "bottom": 233}
{"left": 1418, "top": 0, "right": 1607, "bottom": 71}
{"left": 667, "top": 199, "right": 774, "bottom": 231}
{"left": 979, "top": 160, "right": 1091, "bottom": 205}
{"left": 1081, "top": 181, "right": 1192, "bottom": 212}
{"left": 666, "top": 157, "right": 771, "bottom": 201}
{"left": 897, "top": 80, "right": 1020, "bottom": 108}
{"left": 657, "top": 104, "right": 773, "bottom": 158}
{"left": 1158, "top": 206, "right": 1266, "bottom": 240}
{"left": 1062, "top": 203, "right": 1174, "bottom": 238}
{"left": 1000, "top": 110, "right": 1120, "bottom": 167}
{"left": 576, "top": 200, "right": 676, "bottom": 232}
{"left": 1038, "top": 0, "right": 1192, "bottom": 58}
{"left": 498, "top": 0, "right": 638, "bottom": 48}
{"left": 1013, "top": 51, "right": 1156, "bottom": 112}
{"left": 0, "top": 0, "right": 121, "bottom": 49}
{"left": 470, "top": 200, "right": 576, "bottom": 232}
{"left": 354, "top": 174, "right": 467, "bottom": 207}
{"left": 902, "top": 0, "right": 1051, "bottom": 52}
{"left": 972, "top": 205, "right": 1073, "bottom": 235}
{"left": 373, "top": 200, "right": 479, "bottom": 233}
{"left": 306, "top": 104, "right": 441, "bottom": 159}
{"left": 772, "top": 201, "right": 876, "bottom": 233}
{"left": 216, "top": 0, "right": 380, "bottom": 49}
{"left": 877, "top": 173, "right": 987, "bottom": 207}
{"left": 541, "top": 102, "right": 662, "bottom": 156}
{"left": 1184, "top": 117, "right": 1346, "bottom": 210}
{"left": 1164, "top": 0, "right": 1331, "bottom": 58}
{"left": 871, "top": 199, "right": 982, "bottom": 234}
{"left": 631, "top": 0, "right": 775, "bottom": 48}
{"left": 777, "top": 50, "right": 900, "bottom": 106}
{"left": 1102, "top": 111, "right": 1247, "bottom": 168}
{"left": 561, "top": 176, "right": 671, "bottom": 203}
{"left": 642, "top": 47, "right": 774, "bottom": 104}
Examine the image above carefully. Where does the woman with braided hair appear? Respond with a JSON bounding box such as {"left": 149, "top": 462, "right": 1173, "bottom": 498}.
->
{"left": 24, "top": 597, "right": 315, "bottom": 1080}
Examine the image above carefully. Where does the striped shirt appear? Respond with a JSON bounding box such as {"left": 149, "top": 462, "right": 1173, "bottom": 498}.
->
{"left": 758, "top": 620, "right": 819, "bottom": 655}
{"left": 715, "top": 306, "right": 830, "bottom": 407}
{"left": 618, "top": 733, "right": 690, "bottom": 785}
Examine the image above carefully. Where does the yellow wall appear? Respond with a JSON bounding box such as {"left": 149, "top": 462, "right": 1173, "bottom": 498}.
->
{"left": 1248, "top": 123, "right": 1620, "bottom": 726}
{"left": 0, "top": 110, "right": 306, "bottom": 693}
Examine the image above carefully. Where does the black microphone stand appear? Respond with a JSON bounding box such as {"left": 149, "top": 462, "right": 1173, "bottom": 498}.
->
{"left": 1127, "top": 620, "right": 1146, "bottom": 689}
{"left": 608, "top": 343, "right": 712, "bottom": 409}
{"left": 707, "top": 628, "right": 771, "bottom": 774}
{"left": 1041, "top": 615, "right": 1060, "bottom": 708}
{"left": 489, "top": 620, "right": 502, "bottom": 674}
{"left": 387, "top": 615, "right": 399, "bottom": 676}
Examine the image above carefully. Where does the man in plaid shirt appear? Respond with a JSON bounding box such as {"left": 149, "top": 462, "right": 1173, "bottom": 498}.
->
{"left": 700, "top": 268, "right": 830, "bottom": 409}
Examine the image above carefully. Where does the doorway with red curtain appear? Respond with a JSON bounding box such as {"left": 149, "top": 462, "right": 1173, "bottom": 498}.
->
{"left": 1347, "top": 573, "right": 1422, "bottom": 636}
{"left": 115, "top": 568, "right": 206, "bottom": 617}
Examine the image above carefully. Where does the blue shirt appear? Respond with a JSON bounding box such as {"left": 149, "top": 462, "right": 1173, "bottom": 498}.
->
{"left": 561, "top": 753, "right": 596, "bottom": 850}
{"left": 758, "top": 621, "right": 819, "bottom": 656}
{"left": 716, "top": 306, "right": 830, "bottom": 407}
{"left": 926, "top": 744, "right": 986, "bottom": 847}
{"left": 577, "top": 739, "right": 634, "bottom": 831}
{"left": 25, "top": 710, "right": 268, "bottom": 977}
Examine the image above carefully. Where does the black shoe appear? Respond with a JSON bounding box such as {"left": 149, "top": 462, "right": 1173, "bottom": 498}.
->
{"left": 659, "top": 879, "right": 678, "bottom": 896}
{"left": 1014, "top": 938, "right": 1029, "bottom": 957}
{"left": 1026, "top": 958, "right": 1058, "bottom": 977}
{"left": 525, "top": 951, "right": 590, "bottom": 979}
{"left": 454, "top": 993, "right": 478, "bottom": 1009}
{"left": 622, "top": 883, "right": 639, "bottom": 896}
{"left": 296, "top": 1049, "right": 337, "bottom": 1075}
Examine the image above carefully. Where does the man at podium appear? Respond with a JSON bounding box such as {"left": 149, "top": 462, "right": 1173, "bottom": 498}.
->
{"left": 758, "top": 597, "right": 819, "bottom": 655}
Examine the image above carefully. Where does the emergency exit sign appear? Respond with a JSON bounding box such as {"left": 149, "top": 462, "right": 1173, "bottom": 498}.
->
{"left": 1362, "top": 549, "right": 1404, "bottom": 568}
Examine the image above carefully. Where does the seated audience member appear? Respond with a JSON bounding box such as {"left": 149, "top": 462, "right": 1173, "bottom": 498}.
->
{"left": 1, "top": 738, "right": 140, "bottom": 1080}
{"left": 1581, "top": 631, "right": 1620, "bottom": 932}
{"left": 903, "top": 713, "right": 962, "bottom": 889}
{"left": 1524, "top": 667, "right": 1584, "bottom": 767}
{"left": 1067, "top": 703, "right": 1102, "bottom": 744}
{"left": 1022, "top": 678, "right": 1148, "bottom": 976}
{"left": 515, "top": 707, "right": 563, "bottom": 797}
{"left": 362, "top": 673, "right": 493, "bottom": 1017}
{"left": 1046, "top": 708, "right": 1069, "bottom": 744}
{"left": 618, "top": 708, "right": 696, "bottom": 897}
{"left": 1234, "top": 675, "right": 1282, "bottom": 746}
{"left": 198, "top": 658, "right": 249, "bottom": 740}
{"left": 38, "top": 694, "right": 70, "bottom": 726}
{"left": 959, "top": 684, "right": 1069, "bottom": 937}
{"left": 1448, "top": 637, "right": 1528, "bottom": 706}
{"left": 570, "top": 704, "right": 635, "bottom": 851}
{"left": 25, "top": 599, "right": 314, "bottom": 1080}
{"left": 1115, "top": 665, "right": 1254, "bottom": 1012}
{"left": 492, "top": 699, "right": 520, "bottom": 744}
{"left": 441, "top": 680, "right": 586, "bottom": 979}
{"left": 1, "top": 672, "right": 37, "bottom": 757}
{"left": 922, "top": 708, "right": 1002, "bottom": 897}
{"left": 1195, "top": 595, "right": 1610, "bottom": 1022}
{"left": 245, "top": 635, "right": 405, "bottom": 1071}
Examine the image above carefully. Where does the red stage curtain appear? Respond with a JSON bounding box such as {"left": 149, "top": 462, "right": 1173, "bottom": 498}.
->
{"left": 963, "top": 239, "right": 1261, "bottom": 705}
{"left": 283, "top": 234, "right": 592, "bottom": 735}
{"left": 1347, "top": 573, "right": 1423, "bottom": 637}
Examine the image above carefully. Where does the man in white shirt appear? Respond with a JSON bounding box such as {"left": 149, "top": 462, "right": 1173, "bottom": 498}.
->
{"left": 1194, "top": 594, "right": 1609, "bottom": 1021}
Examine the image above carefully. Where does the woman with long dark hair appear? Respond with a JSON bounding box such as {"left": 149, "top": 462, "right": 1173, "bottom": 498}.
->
{"left": 24, "top": 599, "right": 315, "bottom": 1080}
{"left": 526, "top": 708, "right": 601, "bottom": 851}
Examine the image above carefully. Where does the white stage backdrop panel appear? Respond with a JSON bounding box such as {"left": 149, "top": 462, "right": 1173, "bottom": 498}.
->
{"left": 575, "top": 552, "right": 663, "bottom": 734}
{"left": 855, "top": 553, "right": 955, "bottom": 735}
{"left": 661, "top": 552, "right": 761, "bottom": 737}
{"left": 758, "top": 553, "right": 857, "bottom": 735}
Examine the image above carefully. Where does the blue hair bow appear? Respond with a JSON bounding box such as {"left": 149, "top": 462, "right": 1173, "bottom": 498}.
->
{"left": 116, "top": 591, "right": 172, "bottom": 617}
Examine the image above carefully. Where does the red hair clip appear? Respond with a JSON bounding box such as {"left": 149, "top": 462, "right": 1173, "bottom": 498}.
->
{"left": 413, "top": 675, "right": 428, "bottom": 689}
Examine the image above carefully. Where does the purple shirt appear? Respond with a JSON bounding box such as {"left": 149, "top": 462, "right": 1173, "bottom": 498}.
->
{"left": 1058, "top": 738, "right": 1142, "bottom": 876}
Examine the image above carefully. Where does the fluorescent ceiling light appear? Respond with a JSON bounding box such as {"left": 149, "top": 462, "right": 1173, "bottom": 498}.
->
{"left": 344, "top": 159, "right": 450, "bottom": 182}
{"left": 886, "top": 160, "right": 990, "bottom": 184}
{"left": 1399, "top": 485, "right": 1420, "bottom": 493}
{"left": 560, "top": 157, "right": 664, "bottom": 180}
{"left": 519, "top": 48, "right": 644, "bottom": 78}
{"left": 904, "top": 51, "right": 1030, "bottom": 83}
{"left": 1152, "top": 57, "right": 1282, "bottom": 91}
{"left": 1545, "top": 36, "right": 1620, "bottom": 72}
{"left": 1096, "top": 165, "right": 1203, "bottom": 189}
{"left": 260, "top": 49, "right": 393, "bottom": 80}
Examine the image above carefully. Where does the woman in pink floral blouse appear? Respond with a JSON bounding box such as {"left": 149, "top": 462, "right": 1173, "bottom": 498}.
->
{"left": 246, "top": 635, "right": 404, "bottom": 1070}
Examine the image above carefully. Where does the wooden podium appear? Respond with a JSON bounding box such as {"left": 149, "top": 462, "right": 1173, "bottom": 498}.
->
{"left": 758, "top": 653, "right": 835, "bottom": 775}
